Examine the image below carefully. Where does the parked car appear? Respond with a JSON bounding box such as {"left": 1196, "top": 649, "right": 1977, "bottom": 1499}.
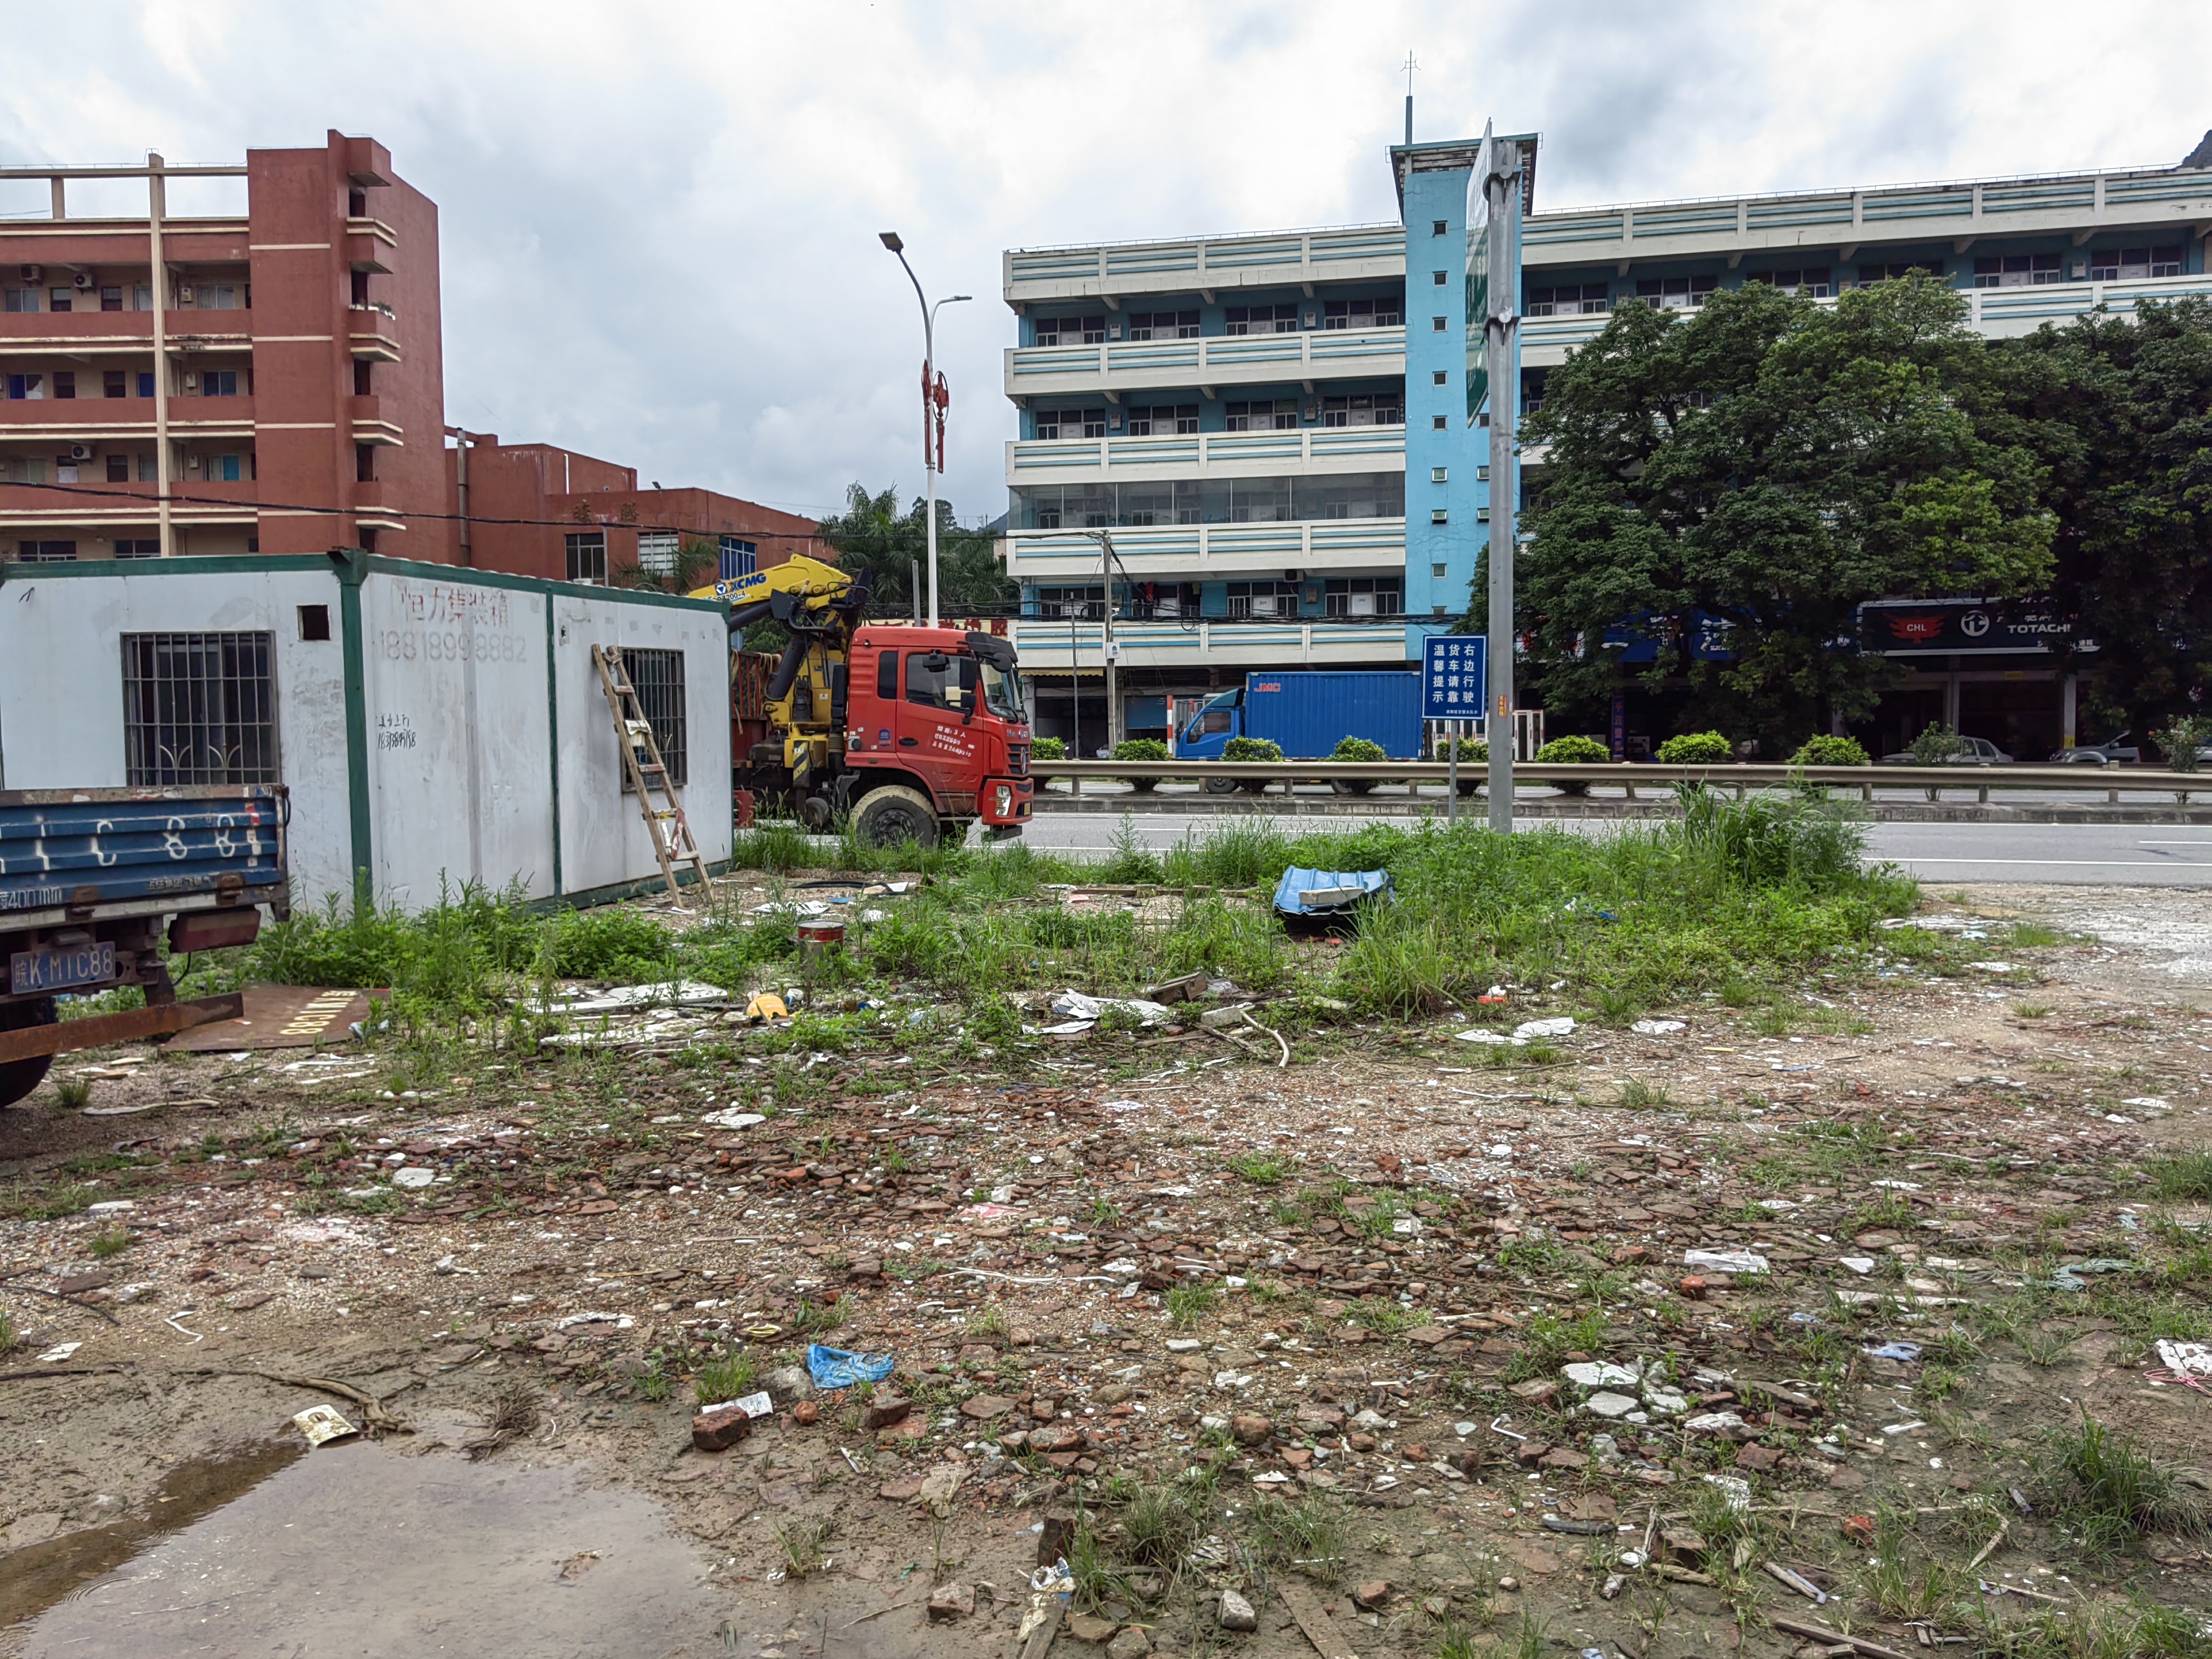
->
{"left": 2051, "top": 732, "right": 2140, "bottom": 765}
{"left": 1878, "top": 736, "right": 2014, "bottom": 765}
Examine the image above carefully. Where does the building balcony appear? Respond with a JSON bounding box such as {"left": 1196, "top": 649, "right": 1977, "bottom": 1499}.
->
{"left": 0, "top": 397, "right": 254, "bottom": 436}
{"left": 1006, "top": 516, "right": 1405, "bottom": 581}
{"left": 0, "top": 476, "right": 256, "bottom": 525}
{"left": 1006, "top": 224, "right": 1408, "bottom": 306}
{"left": 1010, "top": 614, "right": 1412, "bottom": 671}
{"left": 347, "top": 306, "right": 402, "bottom": 363}
{"left": 1008, "top": 423, "right": 1404, "bottom": 484}
{"left": 0, "top": 311, "right": 247, "bottom": 354}
{"left": 1007, "top": 325, "right": 1404, "bottom": 398}
{"left": 344, "top": 215, "right": 397, "bottom": 274}
{"left": 349, "top": 395, "right": 403, "bottom": 445}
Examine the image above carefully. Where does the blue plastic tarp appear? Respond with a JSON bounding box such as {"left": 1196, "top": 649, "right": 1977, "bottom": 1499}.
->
{"left": 1271, "top": 867, "right": 1392, "bottom": 918}
{"left": 806, "top": 1343, "right": 894, "bottom": 1389}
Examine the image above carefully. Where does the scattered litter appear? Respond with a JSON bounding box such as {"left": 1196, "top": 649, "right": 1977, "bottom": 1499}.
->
{"left": 1455, "top": 1028, "right": 1524, "bottom": 1046}
{"left": 536, "top": 981, "right": 729, "bottom": 1015}
{"left": 85, "top": 1200, "right": 136, "bottom": 1213}
{"left": 806, "top": 1344, "right": 895, "bottom": 1389}
{"left": 1966, "top": 962, "right": 2018, "bottom": 973}
{"left": 390, "top": 1167, "right": 437, "bottom": 1189}
{"left": 1701, "top": 1473, "right": 1752, "bottom": 1514}
{"left": 1862, "top": 1341, "right": 1922, "bottom": 1363}
{"left": 2048, "top": 1257, "right": 2136, "bottom": 1293}
{"left": 744, "top": 992, "right": 791, "bottom": 1023}
{"left": 80, "top": 1103, "right": 159, "bottom": 1116}
{"left": 35, "top": 1342, "right": 82, "bottom": 1363}
{"left": 2122, "top": 1096, "right": 2171, "bottom": 1111}
{"left": 1270, "top": 866, "right": 1392, "bottom": 919}
{"left": 1631, "top": 1019, "right": 1685, "bottom": 1035}
{"left": 1514, "top": 1016, "right": 1576, "bottom": 1040}
{"left": 1046, "top": 989, "right": 1172, "bottom": 1029}
{"left": 1839, "top": 1257, "right": 1876, "bottom": 1275}
{"left": 700, "top": 1110, "right": 768, "bottom": 1130}
{"left": 1683, "top": 1247, "right": 1769, "bottom": 1276}
{"left": 2149, "top": 1340, "right": 2212, "bottom": 1391}
{"left": 292, "top": 1403, "right": 360, "bottom": 1448}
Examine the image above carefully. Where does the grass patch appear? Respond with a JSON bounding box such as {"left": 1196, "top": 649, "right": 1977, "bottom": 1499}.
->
{"left": 1226, "top": 1152, "right": 1293, "bottom": 1185}
{"left": 2147, "top": 1151, "right": 2212, "bottom": 1203}
{"left": 1117, "top": 1479, "right": 1208, "bottom": 1568}
{"left": 87, "top": 1227, "right": 133, "bottom": 1259}
{"left": 1166, "top": 1284, "right": 1219, "bottom": 1330}
{"left": 1246, "top": 1489, "right": 1347, "bottom": 1584}
{"left": 772, "top": 1516, "right": 833, "bottom": 1579}
{"left": 694, "top": 1345, "right": 759, "bottom": 1406}
{"left": 2044, "top": 1414, "right": 2204, "bottom": 1549}
{"left": 53, "top": 1076, "right": 92, "bottom": 1109}
{"left": 1618, "top": 1077, "right": 1673, "bottom": 1110}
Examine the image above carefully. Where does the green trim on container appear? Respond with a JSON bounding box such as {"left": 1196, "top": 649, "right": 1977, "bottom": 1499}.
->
{"left": 331, "top": 547, "right": 374, "bottom": 901}
{"left": 361, "top": 552, "right": 722, "bottom": 612}
{"left": 544, "top": 591, "right": 562, "bottom": 899}
{"left": 521, "top": 860, "right": 730, "bottom": 915}
{"left": 0, "top": 554, "right": 334, "bottom": 581}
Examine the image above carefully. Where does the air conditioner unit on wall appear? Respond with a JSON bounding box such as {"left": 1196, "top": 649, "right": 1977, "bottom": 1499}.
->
{"left": 71, "top": 271, "right": 95, "bottom": 291}
{"left": 69, "top": 444, "right": 92, "bottom": 462}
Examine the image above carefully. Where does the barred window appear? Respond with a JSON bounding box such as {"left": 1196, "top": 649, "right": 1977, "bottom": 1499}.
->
{"left": 623, "top": 648, "right": 686, "bottom": 788}
{"left": 122, "top": 631, "right": 279, "bottom": 785}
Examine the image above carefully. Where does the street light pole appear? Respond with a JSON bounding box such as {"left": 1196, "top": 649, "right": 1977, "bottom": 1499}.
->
{"left": 1086, "top": 529, "right": 1134, "bottom": 752}
{"left": 880, "top": 232, "right": 969, "bottom": 629}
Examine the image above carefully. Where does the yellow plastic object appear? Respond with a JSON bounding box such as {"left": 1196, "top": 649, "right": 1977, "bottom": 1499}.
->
{"left": 744, "top": 992, "right": 790, "bottom": 1023}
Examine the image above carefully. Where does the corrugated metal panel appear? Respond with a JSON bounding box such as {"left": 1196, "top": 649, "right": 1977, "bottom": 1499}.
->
{"left": 1862, "top": 186, "right": 1973, "bottom": 222}
{"left": 0, "top": 786, "right": 286, "bottom": 914}
{"left": 1105, "top": 245, "right": 1201, "bottom": 276}
{"left": 1010, "top": 251, "right": 1101, "bottom": 281}
{"left": 1747, "top": 196, "right": 1854, "bottom": 228}
{"left": 1981, "top": 180, "right": 2094, "bottom": 214}
{"left": 1204, "top": 238, "right": 1304, "bottom": 269}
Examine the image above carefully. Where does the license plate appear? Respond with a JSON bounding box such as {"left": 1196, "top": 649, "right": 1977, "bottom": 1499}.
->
{"left": 10, "top": 941, "right": 117, "bottom": 995}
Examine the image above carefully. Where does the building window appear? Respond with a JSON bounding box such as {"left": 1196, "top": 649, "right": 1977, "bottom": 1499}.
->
{"left": 1319, "top": 393, "right": 1401, "bottom": 427}
{"left": 116, "top": 539, "right": 160, "bottom": 558}
{"left": 121, "top": 630, "right": 279, "bottom": 785}
{"left": 1640, "top": 274, "right": 1724, "bottom": 307}
{"left": 137, "top": 454, "right": 156, "bottom": 482}
{"left": 1033, "top": 315, "right": 1105, "bottom": 347}
{"left": 52, "top": 371, "right": 75, "bottom": 399}
{"left": 355, "top": 443, "right": 375, "bottom": 482}
{"left": 1222, "top": 579, "right": 1302, "bottom": 619}
{"left": 6, "top": 374, "right": 44, "bottom": 400}
{"left": 103, "top": 370, "right": 126, "bottom": 398}
{"left": 196, "top": 454, "right": 245, "bottom": 482}
{"left": 16, "top": 539, "right": 77, "bottom": 562}
{"left": 2, "top": 287, "right": 40, "bottom": 312}
{"left": 1431, "top": 508, "right": 1449, "bottom": 523}
{"left": 1432, "top": 315, "right": 1447, "bottom": 331}
{"left": 718, "top": 537, "right": 758, "bottom": 582}
{"left": 100, "top": 285, "right": 122, "bottom": 312}
{"left": 298, "top": 604, "right": 332, "bottom": 641}
{"left": 1433, "top": 269, "right": 1448, "bottom": 285}
{"left": 1323, "top": 576, "right": 1400, "bottom": 618}
{"left": 1224, "top": 304, "right": 1300, "bottom": 336}
{"left": 199, "top": 370, "right": 239, "bottom": 397}
{"left": 137, "top": 372, "right": 155, "bottom": 397}
{"left": 0, "top": 458, "right": 47, "bottom": 484}
{"left": 106, "top": 454, "right": 129, "bottom": 482}
{"left": 1224, "top": 399, "right": 1299, "bottom": 432}
{"left": 194, "top": 283, "right": 240, "bottom": 311}
{"left": 1034, "top": 408, "right": 1107, "bottom": 440}
{"left": 1526, "top": 284, "right": 1610, "bottom": 316}
{"left": 1322, "top": 295, "right": 1403, "bottom": 329}
{"left": 1859, "top": 260, "right": 1944, "bottom": 285}
{"left": 1127, "top": 310, "right": 1199, "bottom": 340}
{"left": 1971, "top": 254, "right": 2061, "bottom": 288}
{"left": 622, "top": 648, "right": 686, "bottom": 787}
{"left": 636, "top": 531, "right": 679, "bottom": 578}
{"left": 49, "top": 287, "right": 73, "bottom": 313}
{"left": 1432, "top": 370, "right": 1448, "bottom": 386}
{"left": 1433, "top": 414, "right": 1448, "bottom": 429}
{"left": 1125, "top": 404, "right": 1198, "bottom": 436}
{"left": 1011, "top": 471, "right": 1402, "bottom": 530}
{"left": 2087, "top": 246, "right": 2183, "bottom": 282}
{"left": 1432, "top": 219, "right": 1448, "bottom": 235}
{"left": 565, "top": 531, "right": 608, "bottom": 584}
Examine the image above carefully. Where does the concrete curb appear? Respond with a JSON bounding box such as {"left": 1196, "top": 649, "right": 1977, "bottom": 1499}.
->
{"left": 1027, "top": 793, "right": 2212, "bottom": 825}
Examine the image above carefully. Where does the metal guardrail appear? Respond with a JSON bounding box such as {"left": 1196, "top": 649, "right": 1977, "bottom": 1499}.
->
{"left": 1029, "top": 759, "right": 2212, "bottom": 802}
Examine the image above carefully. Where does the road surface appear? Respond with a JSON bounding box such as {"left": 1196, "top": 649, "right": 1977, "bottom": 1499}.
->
{"left": 1003, "top": 812, "right": 2212, "bottom": 886}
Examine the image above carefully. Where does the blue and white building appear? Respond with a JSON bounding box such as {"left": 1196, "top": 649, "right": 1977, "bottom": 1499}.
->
{"left": 999, "top": 131, "right": 2212, "bottom": 753}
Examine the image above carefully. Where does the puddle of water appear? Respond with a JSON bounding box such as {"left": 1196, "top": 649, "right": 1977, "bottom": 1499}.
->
{"left": 17, "top": 1442, "right": 739, "bottom": 1657}
{"left": 0, "top": 1439, "right": 305, "bottom": 1629}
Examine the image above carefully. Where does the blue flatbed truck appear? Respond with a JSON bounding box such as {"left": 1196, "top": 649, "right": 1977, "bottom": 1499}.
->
{"left": 1176, "top": 671, "right": 1424, "bottom": 792}
{"left": 0, "top": 785, "right": 288, "bottom": 1109}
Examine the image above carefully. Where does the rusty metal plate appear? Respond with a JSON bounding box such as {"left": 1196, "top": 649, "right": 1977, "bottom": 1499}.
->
{"left": 165, "top": 983, "right": 382, "bottom": 1053}
{"left": 0, "top": 993, "right": 244, "bottom": 1064}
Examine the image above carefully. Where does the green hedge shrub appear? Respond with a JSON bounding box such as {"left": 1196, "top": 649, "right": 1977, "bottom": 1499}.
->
{"left": 1656, "top": 731, "right": 1734, "bottom": 764}
{"left": 1113, "top": 737, "right": 1170, "bottom": 792}
{"left": 1332, "top": 737, "right": 1387, "bottom": 762}
{"left": 1790, "top": 735, "right": 1871, "bottom": 766}
{"left": 1535, "top": 735, "right": 1611, "bottom": 763}
{"left": 1030, "top": 737, "right": 1066, "bottom": 760}
{"left": 1223, "top": 737, "right": 1283, "bottom": 761}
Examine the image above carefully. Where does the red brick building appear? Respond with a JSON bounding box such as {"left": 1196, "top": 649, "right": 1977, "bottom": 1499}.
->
{"left": 446, "top": 435, "right": 818, "bottom": 585}
{"left": 0, "top": 132, "right": 814, "bottom": 577}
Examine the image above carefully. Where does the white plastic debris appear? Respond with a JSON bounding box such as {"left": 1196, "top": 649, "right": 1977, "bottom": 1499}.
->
{"left": 1839, "top": 1257, "right": 1876, "bottom": 1275}
{"left": 1631, "top": 1019, "right": 1685, "bottom": 1035}
{"left": 1513, "top": 1016, "right": 1576, "bottom": 1040}
{"left": 1683, "top": 1247, "right": 1770, "bottom": 1276}
{"left": 390, "top": 1166, "right": 437, "bottom": 1189}
{"left": 700, "top": 1110, "right": 767, "bottom": 1130}
{"left": 2155, "top": 1339, "right": 2212, "bottom": 1377}
{"left": 534, "top": 980, "right": 730, "bottom": 1014}
{"left": 1562, "top": 1361, "right": 1639, "bottom": 1390}
{"left": 1701, "top": 1473, "right": 1753, "bottom": 1513}
{"left": 1048, "top": 989, "right": 1173, "bottom": 1027}
{"left": 35, "top": 1341, "right": 82, "bottom": 1363}
{"left": 85, "top": 1200, "right": 136, "bottom": 1213}
{"left": 1966, "top": 962, "right": 2018, "bottom": 973}
{"left": 1455, "top": 1029, "right": 1523, "bottom": 1046}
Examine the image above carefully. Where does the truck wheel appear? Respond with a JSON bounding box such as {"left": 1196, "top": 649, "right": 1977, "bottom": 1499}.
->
{"left": 1237, "top": 779, "right": 1270, "bottom": 795}
{"left": 1330, "top": 779, "right": 1375, "bottom": 796}
{"left": 854, "top": 786, "right": 942, "bottom": 851}
{"left": 1202, "top": 777, "right": 1240, "bottom": 796}
{"left": 0, "top": 996, "right": 57, "bottom": 1110}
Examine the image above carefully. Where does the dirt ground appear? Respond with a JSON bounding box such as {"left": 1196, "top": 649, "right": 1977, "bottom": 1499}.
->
{"left": 3, "top": 881, "right": 2210, "bottom": 1658}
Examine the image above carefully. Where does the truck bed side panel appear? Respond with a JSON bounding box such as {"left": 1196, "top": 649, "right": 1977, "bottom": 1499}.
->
{"left": 1244, "top": 671, "right": 1425, "bottom": 759}
{"left": 0, "top": 787, "right": 287, "bottom": 915}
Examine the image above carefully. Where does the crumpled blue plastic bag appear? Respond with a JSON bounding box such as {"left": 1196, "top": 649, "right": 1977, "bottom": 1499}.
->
{"left": 807, "top": 1343, "right": 894, "bottom": 1388}
{"left": 1270, "top": 867, "right": 1392, "bottom": 918}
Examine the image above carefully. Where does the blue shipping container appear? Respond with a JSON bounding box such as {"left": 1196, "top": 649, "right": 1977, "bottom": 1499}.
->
{"left": 1242, "top": 671, "right": 1424, "bottom": 759}
{"left": 0, "top": 787, "right": 288, "bottom": 917}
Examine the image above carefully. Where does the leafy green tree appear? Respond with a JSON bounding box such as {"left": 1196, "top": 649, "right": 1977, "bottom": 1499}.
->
{"left": 1970, "top": 297, "right": 2212, "bottom": 742}
{"left": 817, "top": 483, "right": 1016, "bottom": 623}
{"left": 1508, "top": 274, "right": 2052, "bottom": 749}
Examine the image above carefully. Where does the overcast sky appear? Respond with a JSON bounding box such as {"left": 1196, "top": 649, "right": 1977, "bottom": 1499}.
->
{"left": 3, "top": 1, "right": 2207, "bottom": 528}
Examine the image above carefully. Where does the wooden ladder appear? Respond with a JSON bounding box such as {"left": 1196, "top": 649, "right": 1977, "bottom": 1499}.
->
{"left": 591, "top": 644, "right": 711, "bottom": 910}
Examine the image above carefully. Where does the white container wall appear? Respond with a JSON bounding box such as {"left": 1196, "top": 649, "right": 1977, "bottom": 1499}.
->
{"left": 0, "top": 553, "right": 732, "bottom": 912}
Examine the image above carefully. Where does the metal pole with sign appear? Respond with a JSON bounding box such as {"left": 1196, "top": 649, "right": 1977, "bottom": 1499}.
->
{"left": 1477, "top": 129, "right": 1522, "bottom": 834}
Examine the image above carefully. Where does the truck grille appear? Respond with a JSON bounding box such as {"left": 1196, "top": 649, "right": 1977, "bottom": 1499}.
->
{"left": 1007, "top": 746, "right": 1028, "bottom": 776}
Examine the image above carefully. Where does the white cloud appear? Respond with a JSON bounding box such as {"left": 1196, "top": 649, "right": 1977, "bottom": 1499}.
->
{"left": 3, "top": 0, "right": 2206, "bottom": 525}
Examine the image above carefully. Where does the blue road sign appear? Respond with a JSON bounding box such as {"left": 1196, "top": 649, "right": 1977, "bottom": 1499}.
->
{"left": 1420, "top": 635, "right": 1488, "bottom": 722}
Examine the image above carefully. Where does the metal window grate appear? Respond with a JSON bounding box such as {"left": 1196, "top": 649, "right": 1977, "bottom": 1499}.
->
{"left": 623, "top": 648, "right": 686, "bottom": 788}
{"left": 121, "top": 631, "right": 279, "bottom": 785}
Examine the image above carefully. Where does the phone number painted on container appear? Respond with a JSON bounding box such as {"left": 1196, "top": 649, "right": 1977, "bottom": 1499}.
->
{"left": 375, "top": 628, "right": 531, "bottom": 664}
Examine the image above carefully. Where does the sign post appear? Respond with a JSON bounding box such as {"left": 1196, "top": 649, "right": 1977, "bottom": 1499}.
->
{"left": 1473, "top": 126, "right": 1523, "bottom": 834}
{"left": 1421, "top": 636, "right": 1488, "bottom": 827}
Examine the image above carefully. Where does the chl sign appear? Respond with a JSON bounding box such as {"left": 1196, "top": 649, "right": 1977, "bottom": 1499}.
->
{"left": 1420, "top": 635, "right": 1488, "bottom": 721}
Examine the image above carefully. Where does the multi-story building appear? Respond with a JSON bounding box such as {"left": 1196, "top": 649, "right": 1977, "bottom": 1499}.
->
{"left": 0, "top": 131, "right": 447, "bottom": 562}
{"left": 1000, "top": 134, "right": 2212, "bottom": 754}
{"left": 0, "top": 133, "right": 817, "bottom": 590}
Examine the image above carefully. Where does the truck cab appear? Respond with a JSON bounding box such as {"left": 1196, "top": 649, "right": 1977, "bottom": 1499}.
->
{"left": 835, "top": 628, "right": 1033, "bottom": 846}
{"left": 1176, "top": 688, "right": 1245, "bottom": 760}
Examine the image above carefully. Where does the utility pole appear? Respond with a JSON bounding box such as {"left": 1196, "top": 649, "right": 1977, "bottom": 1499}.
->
{"left": 1481, "top": 130, "right": 1523, "bottom": 834}
{"left": 147, "top": 153, "right": 171, "bottom": 560}
{"left": 1086, "top": 529, "right": 1134, "bottom": 751}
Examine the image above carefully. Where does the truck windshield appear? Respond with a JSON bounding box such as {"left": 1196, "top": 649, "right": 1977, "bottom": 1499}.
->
{"left": 979, "top": 658, "right": 1025, "bottom": 722}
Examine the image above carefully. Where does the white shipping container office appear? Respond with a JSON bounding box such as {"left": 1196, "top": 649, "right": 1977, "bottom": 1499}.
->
{"left": 0, "top": 551, "right": 733, "bottom": 912}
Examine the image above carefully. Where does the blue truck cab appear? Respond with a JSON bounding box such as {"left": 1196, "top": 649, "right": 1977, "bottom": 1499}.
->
{"left": 1, "top": 785, "right": 288, "bottom": 1109}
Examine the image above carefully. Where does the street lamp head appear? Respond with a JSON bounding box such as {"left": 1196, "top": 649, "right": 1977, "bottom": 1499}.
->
{"left": 948, "top": 294, "right": 973, "bottom": 302}
{"left": 878, "top": 231, "right": 905, "bottom": 252}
